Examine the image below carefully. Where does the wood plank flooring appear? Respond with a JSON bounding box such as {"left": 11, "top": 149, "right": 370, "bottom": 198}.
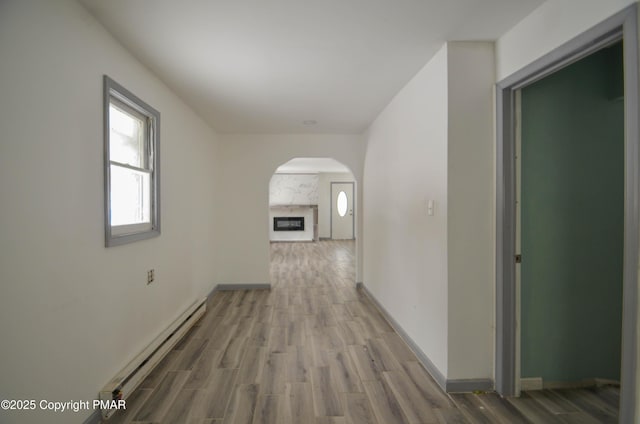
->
{"left": 107, "top": 240, "right": 620, "bottom": 424}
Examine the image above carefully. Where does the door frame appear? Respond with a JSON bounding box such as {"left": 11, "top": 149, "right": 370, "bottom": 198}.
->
{"left": 495, "top": 4, "right": 639, "bottom": 422}
{"left": 330, "top": 181, "right": 355, "bottom": 240}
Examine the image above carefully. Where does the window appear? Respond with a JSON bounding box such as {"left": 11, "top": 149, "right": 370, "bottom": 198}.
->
{"left": 104, "top": 76, "right": 160, "bottom": 246}
{"left": 337, "top": 191, "right": 348, "bottom": 217}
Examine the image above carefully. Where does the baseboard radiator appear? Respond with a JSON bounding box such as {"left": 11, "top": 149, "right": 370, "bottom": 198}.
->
{"left": 99, "top": 298, "right": 206, "bottom": 420}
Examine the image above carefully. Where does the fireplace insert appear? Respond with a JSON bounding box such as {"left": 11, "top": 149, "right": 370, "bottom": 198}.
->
{"left": 273, "top": 217, "right": 304, "bottom": 231}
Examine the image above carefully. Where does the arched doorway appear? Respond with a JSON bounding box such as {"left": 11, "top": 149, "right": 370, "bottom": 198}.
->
{"left": 268, "top": 157, "right": 357, "bottom": 286}
{"left": 269, "top": 157, "right": 356, "bottom": 243}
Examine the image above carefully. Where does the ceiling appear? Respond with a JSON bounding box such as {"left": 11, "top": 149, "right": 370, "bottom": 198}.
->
{"left": 275, "top": 157, "right": 352, "bottom": 174}
{"left": 80, "top": 0, "right": 544, "bottom": 134}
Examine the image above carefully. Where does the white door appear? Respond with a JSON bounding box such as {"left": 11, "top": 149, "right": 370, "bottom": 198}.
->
{"left": 331, "top": 182, "right": 354, "bottom": 240}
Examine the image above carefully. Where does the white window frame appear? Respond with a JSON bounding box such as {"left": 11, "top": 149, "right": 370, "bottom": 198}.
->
{"left": 104, "top": 75, "right": 161, "bottom": 247}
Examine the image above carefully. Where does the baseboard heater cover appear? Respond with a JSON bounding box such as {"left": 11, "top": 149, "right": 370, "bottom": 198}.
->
{"left": 99, "top": 298, "right": 206, "bottom": 420}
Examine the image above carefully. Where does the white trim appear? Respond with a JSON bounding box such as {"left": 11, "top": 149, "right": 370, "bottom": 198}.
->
{"left": 520, "top": 377, "right": 543, "bottom": 391}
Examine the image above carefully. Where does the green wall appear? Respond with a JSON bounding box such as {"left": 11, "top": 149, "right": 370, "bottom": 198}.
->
{"left": 520, "top": 42, "right": 624, "bottom": 382}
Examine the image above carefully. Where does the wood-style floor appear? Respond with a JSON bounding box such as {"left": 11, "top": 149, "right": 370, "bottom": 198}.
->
{"left": 108, "top": 240, "right": 620, "bottom": 424}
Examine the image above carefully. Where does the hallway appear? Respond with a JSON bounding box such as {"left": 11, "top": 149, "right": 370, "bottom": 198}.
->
{"left": 107, "top": 241, "right": 620, "bottom": 424}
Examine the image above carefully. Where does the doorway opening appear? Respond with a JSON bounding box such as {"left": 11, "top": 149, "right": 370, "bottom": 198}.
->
{"left": 518, "top": 40, "right": 623, "bottom": 390}
{"left": 268, "top": 157, "right": 358, "bottom": 286}
{"left": 268, "top": 157, "right": 356, "bottom": 243}
{"left": 495, "top": 5, "right": 638, "bottom": 422}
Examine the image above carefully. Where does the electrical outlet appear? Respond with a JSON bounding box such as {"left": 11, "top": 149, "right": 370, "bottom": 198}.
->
{"left": 147, "top": 269, "right": 155, "bottom": 285}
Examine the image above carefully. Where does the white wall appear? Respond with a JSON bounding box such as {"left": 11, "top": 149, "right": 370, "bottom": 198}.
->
{"left": 318, "top": 173, "right": 355, "bottom": 239}
{"left": 0, "top": 1, "right": 220, "bottom": 423}
{"left": 217, "top": 134, "right": 364, "bottom": 285}
{"left": 363, "top": 42, "right": 495, "bottom": 382}
{"left": 446, "top": 42, "right": 495, "bottom": 380}
{"left": 496, "top": 0, "right": 636, "bottom": 80}
{"left": 363, "top": 45, "right": 450, "bottom": 375}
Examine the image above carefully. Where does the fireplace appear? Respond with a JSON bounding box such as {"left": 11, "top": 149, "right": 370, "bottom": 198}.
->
{"left": 273, "top": 217, "right": 305, "bottom": 231}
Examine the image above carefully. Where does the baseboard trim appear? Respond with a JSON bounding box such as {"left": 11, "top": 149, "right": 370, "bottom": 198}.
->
{"left": 446, "top": 379, "right": 494, "bottom": 393}
{"left": 521, "top": 377, "right": 543, "bottom": 391}
{"left": 82, "top": 409, "right": 101, "bottom": 424}
{"left": 213, "top": 283, "right": 272, "bottom": 291}
{"left": 542, "top": 378, "right": 621, "bottom": 390}
{"left": 357, "top": 282, "right": 448, "bottom": 391}
{"left": 270, "top": 240, "right": 314, "bottom": 243}
{"left": 207, "top": 283, "right": 219, "bottom": 299}
{"left": 594, "top": 378, "right": 622, "bottom": 386}
{"left": 357, "top": 282, "right": 494, "bottom": 393}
